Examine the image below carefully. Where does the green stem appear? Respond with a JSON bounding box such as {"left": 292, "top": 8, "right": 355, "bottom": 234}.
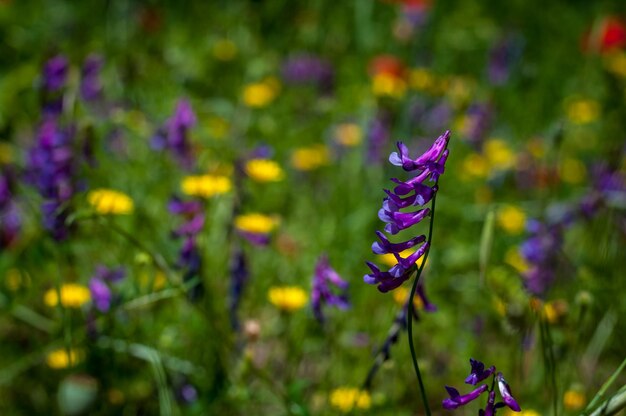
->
{"left": 407, "top": 190, "right": 439, "bottom": 416}
{"left": 582, "top": 356, "right": 626, "bottom": 415}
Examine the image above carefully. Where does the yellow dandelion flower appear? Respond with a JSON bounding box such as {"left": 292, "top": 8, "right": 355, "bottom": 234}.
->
{"left": 543, "top": 299, "right": 568, "bottom": 324}
{"left": 496, "top": 205, "right": 526, "bottom": 235}
{"left": 0, "top": 142, "right": 13, "bottom": 164}
{"left": 563, "top": 389, "right": 585, "bottom": 410}
{"left": 181, "top": 175, "right": 231, "bottom": 198}
{"left": 242, "top": 78, "right": 279, "bottom": 108}
{"left": 566, "top": 99, "right": 600, "bottom": 125}
{"left": 372, "top": 73, "right": 407, "bottom": 98}
{"left": 334, "top": 123, "right": 362, "bottom": 147}
{"left": 409, "top": 68, "right": 434, "bottom": 91}
{"left": 503, "top": 409, "right": 541, "bottom": 416}
{"left": 213, "top": 39, "right": 237, "bottom": 61}
{"left": 559, "top": 157, "right": 586, "bottom": 184}
{"left": 44, "top": 283, "right": 91, "bottom": 308}
{"left": 392, "top": 286, "right": 424, "bottom": 309}
{"left": 291, "top": 145, "right": 330, "bottom": 171}
{"left": 329, "top": 387, "right": 371, "bottom": 413}
{"left": 484, "top": 139, "right": 516, "bottom": 171}
{"left": 245, "top": 159, "right": 285, "bottom": 182}
{"left": 267, "top": 286, "right": 308, "bottom": 312}
{"left": 493, "top": 297, "right": 507, "bottom": 317}
{"left": 505, "top": 247, "right": 529, "bottom": 273}
{"left": 46, "top": 348, "right": 82, "bottom": 369}
{"left": 87, "top": 189, "right": 134, "bottom": 215}
{"left": 234, "top": 213, "right": 279, "bottom": 234}
{"left": 462, "top": 153, "right": 490, "bottom": 179}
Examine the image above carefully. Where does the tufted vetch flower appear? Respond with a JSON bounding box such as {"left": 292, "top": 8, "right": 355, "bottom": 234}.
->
{"left": 364, "top": 131, "right": 450, "bottom": 292}
{"left": 311, "top": 255, "right": 349, "bottom": 323}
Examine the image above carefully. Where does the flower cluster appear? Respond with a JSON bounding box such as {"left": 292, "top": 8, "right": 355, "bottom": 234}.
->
{"left": 152, "top": 99, "right": 197, "bottom": 169}
{"left": 519, "top": 220, "right": 564, "bottom": 296}
{"left": 311, "top": 255, "right": 349, "bottom": 323}
{"left": 364, "top": 131, "right": 450, "bottom": 292}
{"left": 281, "top": 53, "right": 335, "bottom": 94}
{"left": 169, "top": 197, "right": 205, "bottom": 300}
{"left": 0, "top": 167, "right": 21, "bottom": 248}
{"left": 89, "top": 265, "right": 126, "bottom": 312}
{"left": 443, "top": 358, "right": 520, "bottom": 414}
{"left": 26, "top": 119, "right": 79, "bottom": 240}
{"left": 41, "top": 55, "right": 69, "bottom": 116}
{"left": 80, "top": 54, "right": 104, "bottom": 102}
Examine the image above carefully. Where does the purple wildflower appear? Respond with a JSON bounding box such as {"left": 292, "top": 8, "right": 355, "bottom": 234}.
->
{"left": 463, "top": 103, "right": 492, "bottom": 149}
{"left": 0, "top": 167, "right": 21, "bottom": 248}
{"left": 443, "top": 359, "right": 521, "bottom": 414}
{"left": 364, "top": 131, "right": 450, "bottom": 293}
{"left": 26, "top": 119, "right": 79, "bottom": 240}
{"left": 519, "top": 220, "right": 564, "bottom": 296}
{"left": 366, "top": 111, "right": 392, "bottom": 164}
{"left": 169, "top": 197, "right": 205, "bottom": 300}
{"left": 42, "top": 55, "right": 69, "bottom": 92}
{"left": 152, "top": 99, "right": 197, "bottom": 169}
{"left": 89, "top": 265, "right": 126, "bottom": 313}
{"left": 311, "top": 255, "right": 349, "bottom": 323}
{"left": 80, "top": 54, "right": 104, "bottom": 102}
{"left": 281, "top": 53, "right": 335, "bottom": 94}
{"left": 229, "top": 247, "right": 249, "bottom": 330}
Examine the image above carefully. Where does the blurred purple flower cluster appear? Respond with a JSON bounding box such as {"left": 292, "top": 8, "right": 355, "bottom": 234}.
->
{"left": 152, "top": 99, "right": 197, "bottom": 169}
{"left": 311, "top": 255, "right": 349, "bottom": 323}
{"left": 89, "top": 265, "right": 126, "bottom": 313}
{"left": 281, "top": 53, "right": 335, "bottom": 94}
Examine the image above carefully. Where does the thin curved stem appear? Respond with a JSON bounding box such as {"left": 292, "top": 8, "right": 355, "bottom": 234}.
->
{"left": 407, "top": 190, "right": 439, "bottom": 416}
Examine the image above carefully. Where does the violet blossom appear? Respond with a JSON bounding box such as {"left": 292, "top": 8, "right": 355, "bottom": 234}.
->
{"left": 442, "top": 359, "right": 520, "bottom": 414}
{"left": 41, "top": 55, "right": 69, "bottom": 116}
{"left": 26, "top": 119, "right": 79, "bottom": 240}
{"left": 311, "top": 255, "right": 349, "bottom": 323}
{"left": 364, "top": 131, "right": 450, "bottom": 292}
{"left": 169, "top": 197, "right": 205, "bottom": 300}
{"left": 152, "top": 99, "right": 197, "bottom": 169}
{"left": 281, "top": 53, "right": 335, "bottom": 94}
{"left": 80, "top": 54, "right": 104, "bottom": 102}
{"left": 519, "top": 220, "right": 564, "bottom": 296}
{"left": 89, "top": 265, "right": 126, "bottom": 313}
{"left": 0, "top": 167, "right": 21, "bottom": 248}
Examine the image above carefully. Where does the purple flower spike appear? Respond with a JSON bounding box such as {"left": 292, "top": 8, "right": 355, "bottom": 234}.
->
{"left": 442, "top": 384, "right": 488, "bottom": 409}
{"left": 311, "top": 255, "right": 349, "bottom": 323}
{"left": 42, "top": 55, "right": 69, "bottom": 92}
{"left": 90, "top": 278, "right": 112, "bottom": 312}
{"left": 496, "top": 373, "right": 521, "bottom": 411}
{"left": 365, "top": 131, "right": 450, "bottom": 292}
{"left": 465, "top": 358, "right": 496, "bottom": 385}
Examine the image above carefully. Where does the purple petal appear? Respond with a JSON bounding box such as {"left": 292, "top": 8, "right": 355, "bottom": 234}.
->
{"left": 496, "top": 373, "right": 521, "bottom": 411}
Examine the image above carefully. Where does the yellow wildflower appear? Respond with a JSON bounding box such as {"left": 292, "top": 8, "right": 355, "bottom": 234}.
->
{"left": 504, "top": 410, "right": 540, "bottom": 416}
{"left": 242, "top": 78, "right": 280, "bottom": 108}
{"left": 566, "top": 99, "right": 600, "bottom": 124}
{"left": 267, "top": 286, "right": 308, "bottom": 312}
{"left": 245, "top": 159, "right": 285, "bottom": 182}
{"left": 409, "top": 68, "right": 434, "bottom": 91}
{"left": 559, "top": 157, "right": 586, "bottom": 184}
{"left": 334, "top": 123, "right": 362, "bottom": 147}
{"left": 291, "top": 145, "right": 330, "bottom": 171}
{"left": 484, "top": 139, "right": 516, "bottom": 171}
{"left": 329, "top": 387, "right": 371, "bottom": 413}
{"left": 87, "top": 189, "right": 134, "bottom": 215}
{"left": 392, "top": 286, "right": 424, "bottom": 309}
{"left": 44, "top": 283, "right": 91, "bottom": 308}
{"left": 372, "top": 73, "right": 407, "bottom": 98}
{"left": 46, "top": 348, "right": 82, "bottom": 369}
{"left": 181, "top": 175, "right": 231, "bottom": 198}
{"left": 497, "top": 205, "right": 526, "bottom": 235}
{"left": 543, "top": 299, "right": 568, "bottom": 324}
{"left": 563, "top": 389, "right": 585, "bottom": 410}
{"left": 462, "top": 153, "right": 490, "bottom": 179}
{"left": 234, "top": 213, "right": 279, "bottom": 234}
{"left": 505, "top": 247, "right": 529, "bottom": 273}
{"left": 213, "top": 39, "right": 237, "bottom": 61}
{"left": 604, "top": 51, "right": 626, "bottom": 77}
{"left": 0, "top": 142, "right": 13, "bottom": 164}
{"left": 379, "top": 248, "right": 427, "bottom": 269}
